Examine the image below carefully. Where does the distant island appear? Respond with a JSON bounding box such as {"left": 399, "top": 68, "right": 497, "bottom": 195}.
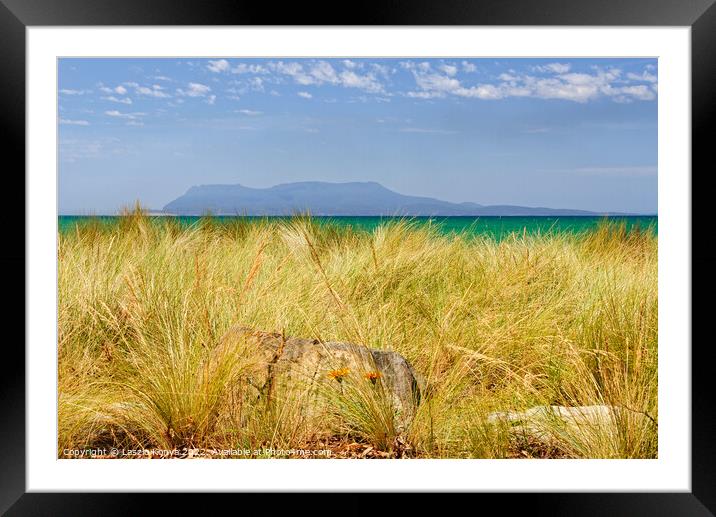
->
{"left": 161, "top": 181, "right": 625, "bottom": 217}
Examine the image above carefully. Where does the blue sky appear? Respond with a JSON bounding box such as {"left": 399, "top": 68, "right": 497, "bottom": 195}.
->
{"left": 58, "top": 58, "right": 657, "bottom": 214}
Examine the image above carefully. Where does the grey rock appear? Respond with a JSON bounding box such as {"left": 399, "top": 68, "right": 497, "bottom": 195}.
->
{"left": 487, "top": 404, "right": 652, "bottom": 445}
{"left": 216, "top": 326, "right": 422, "bottom": 432}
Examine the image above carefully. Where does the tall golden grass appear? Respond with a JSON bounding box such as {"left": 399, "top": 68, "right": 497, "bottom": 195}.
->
{"left": 58, "top": 208, "right": 657, "bottom": 458}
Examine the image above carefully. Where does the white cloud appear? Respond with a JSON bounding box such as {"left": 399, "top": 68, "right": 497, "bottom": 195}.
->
{"left": 110, "top": 82, "right": 170, "bottom": 99}
{"left": 272, "top": 61, "right": 315, "bottom": 85}
{"left": 98, "top": 84, "right": 130, "bottom": 95}
{"left": 236, "top": 109, "right": 262, "bottom": 116}
{"left": 626, "top": 70, "right": 658, "bottom": 83}
{"left": 177, "top": 82, "right": 211, "bottom": 97}
{"left": 231, "top": 63, "right": 270, "bottom": 74}
{"left": 59, "top": 118, "right": 90, "bottom": 126}
{"left": 207, "top": 59, "right": 230, "bottom": 73}
{"left": 81, "top": 60, "right": 657, "bottom": 109}
{"left": 249, "top": 77, "right": 265, "bottom": 92}
{"left": 310, "top": 61, "right": 339, "bottom": 84}
{"left": 534, "top": 63, "right": 571, "bottom": 74}
{"left": 270, "top": 60, "right": 386, "bottom": 94}
{"left": 105, "top": 110, "right": 146, "bottom": 120}
{"left": 59, "top": 89, "right": 90, "bottom": 95}
{"left": 548, "top": 63, "right": 571, "bottom": 73}
{"left": 135, "top": 84, "right": 171, "bottom": 98}
{"left": 406, "top": 91, "right": 441, "bottom": 99}
{"left": 370, "top": 63, "right": 392, "bottom": 79}
{"left": 101, "top": 96, "right": 132, "bottom": 105}
{"left": 455, "top": 84, "right": 505, "bottom": 99}
{"left": 339, "top": 70, "right": 384, "bottom": 93}
{"left": 224, "top": 77, "right": 265, "bottom": 97}
{"left": 439, "top": 64, "right": 458, "bottom": 76}
{"left": 405, "top": 62, "right": 656, "bottom": 103}
{"left": 405, "top": 65, "right": 462, "bottom": 98}
{"left": 616, "top": 85, "right": 656, "bottom": 101}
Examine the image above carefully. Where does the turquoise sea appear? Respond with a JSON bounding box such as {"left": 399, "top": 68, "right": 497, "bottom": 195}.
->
{"left": 58, "top": 215, "right": 657, "bottom": 240}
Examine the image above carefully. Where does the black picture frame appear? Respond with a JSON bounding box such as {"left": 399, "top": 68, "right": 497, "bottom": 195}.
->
{"left": 2, "top": 0, "right": 713, "bottom": 513}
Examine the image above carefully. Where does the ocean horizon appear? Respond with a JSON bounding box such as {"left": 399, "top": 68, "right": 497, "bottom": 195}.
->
{"left": 58, "top": 214, "right": 658, "bottom": 239}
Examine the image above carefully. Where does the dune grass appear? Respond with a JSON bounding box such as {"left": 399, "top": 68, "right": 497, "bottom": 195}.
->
{"left": 57, "top": 208, "right": 657, "bottom": 458}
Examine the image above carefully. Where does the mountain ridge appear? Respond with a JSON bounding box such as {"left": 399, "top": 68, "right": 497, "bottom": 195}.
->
{"left": 162, "top": 181, "right": 627, "bottom": 216}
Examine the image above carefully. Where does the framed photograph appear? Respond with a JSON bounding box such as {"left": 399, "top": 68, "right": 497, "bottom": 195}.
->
{"left": 4, "top": 0, "right": 713, "bottom": 512}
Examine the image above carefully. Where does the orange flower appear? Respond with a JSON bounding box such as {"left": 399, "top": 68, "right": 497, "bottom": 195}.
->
{"left": 364, "top": 371, "right": 381, "bottom": 384}
{"left": 327, "top": 367, "right": 350, "bottom": 381}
